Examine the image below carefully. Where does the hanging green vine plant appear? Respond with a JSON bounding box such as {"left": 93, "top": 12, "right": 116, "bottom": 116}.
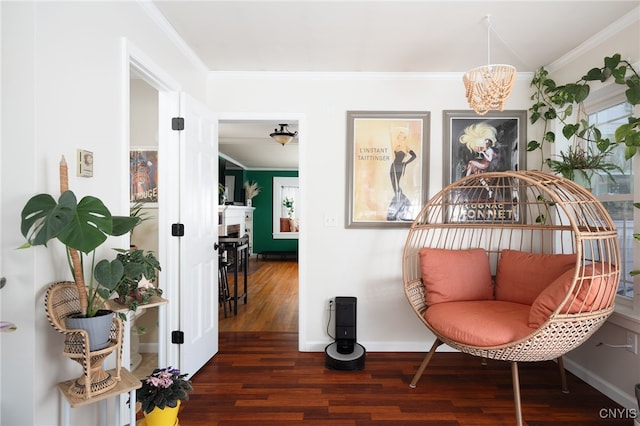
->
{"left": 527, "top": 53, "right": 640, "bottom": 169}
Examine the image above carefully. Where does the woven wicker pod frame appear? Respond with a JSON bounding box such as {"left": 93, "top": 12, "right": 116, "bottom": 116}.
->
{"left": 402, "top": 170, "right": 620, "bottom": 424}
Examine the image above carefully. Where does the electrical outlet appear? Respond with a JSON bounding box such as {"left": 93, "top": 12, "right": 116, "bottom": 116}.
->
{"left": 327, "top": 298, "right": 334, "bottom": 311}
{"left": 626, "top": 331, "right": 638, "bottom": 354}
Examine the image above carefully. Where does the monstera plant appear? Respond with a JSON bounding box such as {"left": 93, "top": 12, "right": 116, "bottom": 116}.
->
{"left": 20, "top": 171, "right": 139, "bottom": 318}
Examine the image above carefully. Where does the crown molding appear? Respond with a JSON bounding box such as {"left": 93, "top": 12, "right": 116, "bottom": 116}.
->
{"left": 547, "top": 6, "right": 640, "bottom": 72}
{"left": 209, "top": 70, "right": 534, "bottom": 81}
{"left": 137, "top": 0, "right": 209, "bottom": 75}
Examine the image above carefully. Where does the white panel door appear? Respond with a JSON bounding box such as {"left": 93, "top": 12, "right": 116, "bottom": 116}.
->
{"left": 178, "top": 93, "right": 218, "bottom": 375}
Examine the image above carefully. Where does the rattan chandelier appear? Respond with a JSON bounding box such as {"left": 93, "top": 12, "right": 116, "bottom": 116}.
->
{"left": 463, "top": 15, "right": 516, "bottom": 115}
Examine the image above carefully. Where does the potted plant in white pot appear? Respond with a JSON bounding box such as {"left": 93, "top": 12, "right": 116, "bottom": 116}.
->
{"left": 20, "top": 156, "right": 140, "bottom": 350}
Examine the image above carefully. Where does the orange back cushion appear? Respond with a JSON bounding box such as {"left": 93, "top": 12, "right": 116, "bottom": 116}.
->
{"left": 495, "top": 250, "right": 577, "bottom": 305}
{"left": 528, "top": 264, "right": 618, "bottom": 327}
{"left": 419, "top": 248, "right": 493, "bottom": 305}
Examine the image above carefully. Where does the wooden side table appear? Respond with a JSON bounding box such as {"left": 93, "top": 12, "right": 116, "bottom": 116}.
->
{"left": 57, "top": 368, "right": 141, "bottom": 426}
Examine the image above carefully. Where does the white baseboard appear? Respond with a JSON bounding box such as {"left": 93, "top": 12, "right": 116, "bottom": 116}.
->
{"left": 562, "top": 356, "right": 636, "bottom": 410}
{"left": 301, "top": 340, "right": 458, "bottom": 352}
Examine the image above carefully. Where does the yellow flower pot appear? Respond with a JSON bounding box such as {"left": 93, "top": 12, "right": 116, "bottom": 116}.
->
{"left": 143, "top": 400, "right": 180, "bottom": 426}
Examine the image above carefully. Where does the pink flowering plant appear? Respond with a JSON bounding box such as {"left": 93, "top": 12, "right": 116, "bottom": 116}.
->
{"left": 136, "top": 367, "right": 193, "bottom": 414}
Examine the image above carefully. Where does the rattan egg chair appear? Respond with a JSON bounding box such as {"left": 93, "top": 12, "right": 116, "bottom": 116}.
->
{"left": 402, "top": 170, "right": 620, "bottom": 425}
{"left": 45, "top": 281, "right": 123, "bottom": 399}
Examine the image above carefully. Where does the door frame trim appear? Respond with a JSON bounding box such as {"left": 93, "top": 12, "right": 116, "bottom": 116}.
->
{"left": 123, "top": 38, "right": 181, "bottom": 372}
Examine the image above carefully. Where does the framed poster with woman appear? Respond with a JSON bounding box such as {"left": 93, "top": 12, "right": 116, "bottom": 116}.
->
{"left": 346, "top": 111, "right": 430, "bottom": 228}
{"left": 443, "top": 110, "right": 526, "bottom": 185}
{"left": 442, "top": 110, "right": 526, "bottom": 223}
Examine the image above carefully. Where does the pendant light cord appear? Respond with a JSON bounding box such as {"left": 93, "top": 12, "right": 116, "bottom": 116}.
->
{"left": 486, "top": 15, "right": 492, "bottom": 66}
{"left": 484, "top": 13, "right": 530, "bottom": 69}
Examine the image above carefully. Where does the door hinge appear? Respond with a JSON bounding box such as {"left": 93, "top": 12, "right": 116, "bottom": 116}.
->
{"left": 172, "top": 117, "right": 184, "bottom": 131}
{"left": 171, "top": 330, "right": 184, "bottom": 344}
{"left": 172, "top": 223, "right": 185, "bottom": 237}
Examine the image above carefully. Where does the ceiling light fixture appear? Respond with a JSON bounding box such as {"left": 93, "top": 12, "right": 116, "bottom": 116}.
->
{"left": 462, "top": 15, "right": 516, "bottom": 115}
{"left": 270, "top": 123, "right": 298, "bottom": 146}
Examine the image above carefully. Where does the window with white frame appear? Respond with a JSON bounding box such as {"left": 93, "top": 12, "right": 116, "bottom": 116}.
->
{"left": 587, "top": 96, "right": 636, "bottom": 311}
{"left": 272, "top": 176, "right": 299, "bottom": 239}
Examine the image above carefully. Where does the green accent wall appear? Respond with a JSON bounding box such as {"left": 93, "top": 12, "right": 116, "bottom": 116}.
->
{"left": 245, "top": 170, "right": 299, "bottom": 253}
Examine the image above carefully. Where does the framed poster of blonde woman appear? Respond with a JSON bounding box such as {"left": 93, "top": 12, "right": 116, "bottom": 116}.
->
{"left": 443, "top": 110, "right": 526, "bottom": 224}
{"left": 443, "top": 110, "right": 526, "bottom": 185}
{"left": 346, "top": 111, "right": 430, "bottom": 228}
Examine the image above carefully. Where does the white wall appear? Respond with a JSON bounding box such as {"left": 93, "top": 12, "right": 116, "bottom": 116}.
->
{"left": 206, "top": 72, "right": 534, "bottom": 351}
{"left": 0, "top": 2, "right": 207, "bottom": 425}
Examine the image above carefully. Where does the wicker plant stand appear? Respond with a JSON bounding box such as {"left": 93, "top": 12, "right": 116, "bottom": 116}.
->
{"left": 45, "top": 282, "right": 124, "bottom": 399}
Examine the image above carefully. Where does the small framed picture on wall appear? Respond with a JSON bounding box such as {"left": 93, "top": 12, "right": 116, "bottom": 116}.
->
{"left": 130, "top": 147, "right": 158, "bottom": 205}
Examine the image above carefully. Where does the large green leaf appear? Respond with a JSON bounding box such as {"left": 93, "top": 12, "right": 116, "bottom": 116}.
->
{"left": 604, "top": 54, "right": 621, "bottom": 70}
{"left": 562, "top": 124, "right": 579, "bottom": 139}
{"left": 94, "top": 259, "right": 124, "bottom": 292}
{"left": 56, "top": 195, "right": 112, "bottom": 253}
{"left": 573, "top": 84, "right": 590, "bottom": 103}
{"left": 21, "top": 190, "right": 140, "bottom": 254}
{"left": 20, "top": 191, "right": 77, "bottom": 247}
{"left": 111, "top": 215, "right": 140, "bottom": 236}
{"left": 615, "top": 123, "right": 632, "bottom": 143}
{"left": 527, "top": 140, "right": 540, "bottom": 152}
{"left": 123, "top": 261, "right": 145, "bottom": 280}
{"left": 543, "top": 131, "right": 556, "bottom": 143}
{"left": 583, "top": 67, "right": 603, "bottom": 81}
{"left": 626, "top": 83, "right": 640, "bottom": 105}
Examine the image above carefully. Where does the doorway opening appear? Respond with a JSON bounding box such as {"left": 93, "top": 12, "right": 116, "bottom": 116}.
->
{"left": 218, "top": 117, "right": 301, "bottom": 334}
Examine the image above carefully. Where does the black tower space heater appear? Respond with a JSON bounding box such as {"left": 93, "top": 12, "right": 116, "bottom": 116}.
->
{"left": 325, "top": 296, "right": 366, "bottom": 370}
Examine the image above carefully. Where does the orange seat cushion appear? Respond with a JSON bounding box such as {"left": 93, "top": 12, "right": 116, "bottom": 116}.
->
{"left": 419, "top": 248, "right": 493, "bottom": 305}
{"left": 529, "top": 264, "right": 619, "bottom": 327}
{"left": 425, "top": 300, "right": 535, "bottom": 347}
{"left": 495, "top": 250, "right": 577, "bottom": 305}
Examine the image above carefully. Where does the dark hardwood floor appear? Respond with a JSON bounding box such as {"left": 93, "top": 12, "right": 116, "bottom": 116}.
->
{"left": 174, "top": 258, "right": 630, "bottom": 425}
